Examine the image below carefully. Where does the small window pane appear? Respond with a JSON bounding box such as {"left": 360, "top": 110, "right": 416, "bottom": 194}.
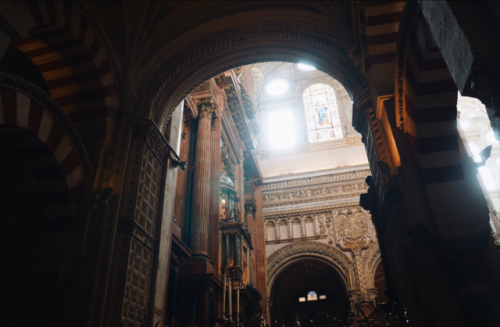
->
{"left": 299, "top": 297, "right": 306, "bottom": 302}
{"left": 319, "top": 295, "right": 327, "bottom": 300}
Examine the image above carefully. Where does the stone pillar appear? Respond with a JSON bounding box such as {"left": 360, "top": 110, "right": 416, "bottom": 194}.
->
{"left": 104, "top": 115, "right": 172, "bottom": 327}
{"left": 153, "top": 101, "right": 184, "bottom": 326}
{"left": 190, "top": 99, "right": 215, "bottom": 258}
{"left": 209, "top": 88, "right": 225, "bottom": 274}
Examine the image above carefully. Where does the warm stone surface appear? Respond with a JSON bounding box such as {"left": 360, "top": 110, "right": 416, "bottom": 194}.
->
{"left": 2, "top": 2, "right": 500, "bottom": 327}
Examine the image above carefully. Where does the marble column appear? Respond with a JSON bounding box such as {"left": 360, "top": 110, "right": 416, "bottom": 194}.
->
{"left": 190, "top": 100, "right": 214, "bottom": 257}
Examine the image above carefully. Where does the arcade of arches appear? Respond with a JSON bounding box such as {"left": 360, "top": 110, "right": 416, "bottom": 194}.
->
{"left": 0, "top": 2, "right": 499, "bottom": 327}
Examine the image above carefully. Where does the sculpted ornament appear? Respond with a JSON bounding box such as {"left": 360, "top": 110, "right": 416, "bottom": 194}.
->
{"left": 197, "top": 99, "right": 216, "bottom": 120}
{"left": 262, "top": 182, "right": 368, "bottom": 202}
{"left": 318, "top": 214, "right": 327, "bottom": 235}
{"left": 267, "top": 241, "right": 355, "bottom": 290}
{"left": 335, "top": 209, "right": 373, "bottom": 250}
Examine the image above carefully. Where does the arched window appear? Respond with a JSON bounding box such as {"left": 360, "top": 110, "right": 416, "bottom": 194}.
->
{"left": 303, "top": 84, "right": 343, "bottom": 143}
{"left": 307, "top": 291, "right": 318, "bottom": 301}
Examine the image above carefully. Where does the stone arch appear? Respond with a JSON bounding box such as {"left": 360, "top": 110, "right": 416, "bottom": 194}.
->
{"left": 0, "top": 73, "right": 91, "bottom": 227}
{"left": 351, "top": 1, "right": 406, "bottom": 98}
{"left": 136, "top": 7, "right": 363, "bottom": 129}
{"left": 394, "top": 4, "right": 489, "bottom": 229}
{"left": 266, "top": 242, "right": 356, "bottom": 293}
{"left": 2, "top": 0, "right": 120, "bottom": 168}
{"left": 363, "top": 241, "right": 382, "bottom": 289}
{"left": 0, "top": 73, "right": 93, "bottom": 326}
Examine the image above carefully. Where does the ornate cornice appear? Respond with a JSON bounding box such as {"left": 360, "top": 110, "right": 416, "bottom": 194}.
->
{"left": 263, "top": 180, "right": 368, "bottom": 205}
{"left": 0, "top": 72, "right": 92, "bottom": 178}
{"left": 263, "top": 170, "right": 370, "bottom": 191}
{"left": 263, "top": 196, "right": 360, "bottom": 215}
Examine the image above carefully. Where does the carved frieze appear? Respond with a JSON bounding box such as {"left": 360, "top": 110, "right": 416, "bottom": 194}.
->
{"left": 263, "top": 181, "right": 368, "bottom": 204}
{"left": 263, "top": 170, "right": 370, "bottom": 190}
{"left": 263, "top": 196, "right": 360, "bottom": 215}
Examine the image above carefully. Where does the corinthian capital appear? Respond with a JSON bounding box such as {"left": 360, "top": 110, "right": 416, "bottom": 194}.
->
{"left": 197, "top": 98, "right": 215, "bottom": 119}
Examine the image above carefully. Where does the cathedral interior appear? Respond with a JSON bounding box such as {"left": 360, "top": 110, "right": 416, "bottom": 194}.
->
{"left": 0, "top": 1, "right": 499, "bottom": 327}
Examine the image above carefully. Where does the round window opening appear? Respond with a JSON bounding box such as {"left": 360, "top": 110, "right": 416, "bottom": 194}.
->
{"left": 266, "top": 79, "right": 289, "bottom": 96}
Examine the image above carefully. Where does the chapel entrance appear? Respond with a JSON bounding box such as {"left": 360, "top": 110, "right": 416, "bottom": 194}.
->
{"left": 269, "top": 258, "right": 349, "bottom": 327}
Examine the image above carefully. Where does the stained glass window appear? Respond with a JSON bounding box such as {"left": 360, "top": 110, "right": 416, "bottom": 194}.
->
{"left": 303, "top": 84, "right": 343, "bottom": 143}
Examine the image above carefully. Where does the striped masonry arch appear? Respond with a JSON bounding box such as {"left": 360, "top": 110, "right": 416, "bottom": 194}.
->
{"left": 361, "top": 1, "right": 406, "bottom": 91}
{"left": 0, "top": 74, "right": 92, "bottom": 230}
{"left": 401, "top": 11, "right": 461, "bottom": 185}
{"left": 10, "top": 1, "right": 119, "bottom": 167}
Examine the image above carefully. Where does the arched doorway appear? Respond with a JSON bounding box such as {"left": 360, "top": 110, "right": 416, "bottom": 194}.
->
{"left": 269, "top": 258, "right": 349, "bottom": 326}
{"left": 0, "top": 78, "right": 91, "bottom": 326}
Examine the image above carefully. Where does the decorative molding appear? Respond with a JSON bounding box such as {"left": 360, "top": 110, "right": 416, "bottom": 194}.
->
{"left": 263, "top": 196, "right": 360, "bottom": 214}
{"left": 263, "top": 181, "right": 368, "bottom": 205}
{"left": 150, "top": 19, "right": 360, "bottom": 119}
{"left": 0, "top": 72, "right": 92, "bottom": 178}
{"left": 263, "top": 170, "right": 370, "bottom": 190}
{"left": 267, "top": 241, "right": 356, "bottom": 290}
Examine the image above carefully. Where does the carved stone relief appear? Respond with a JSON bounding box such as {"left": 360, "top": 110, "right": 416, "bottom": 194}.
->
{"left": 334, "top": 209, "right": 374, "bottom": 250}
{"left": 263, "top": 181, "right": 368, "bottom": 203}
{"left": 266, "top": 242, "right": 356, "bottom": 291}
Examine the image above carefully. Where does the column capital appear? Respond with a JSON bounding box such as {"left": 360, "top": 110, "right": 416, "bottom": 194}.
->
{"left": 197, "top": 98, "right": 216, "bottom": 119}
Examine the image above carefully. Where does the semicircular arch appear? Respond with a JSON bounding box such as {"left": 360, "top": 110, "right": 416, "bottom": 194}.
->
{"left": 266, "top": 242, "right": 356, "bottom": 294}
{"left": 133, "top": 8, "right": 363, "bottom": 130}
{"left": 0, "top": 73, "right": 92, "bottom": 227}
